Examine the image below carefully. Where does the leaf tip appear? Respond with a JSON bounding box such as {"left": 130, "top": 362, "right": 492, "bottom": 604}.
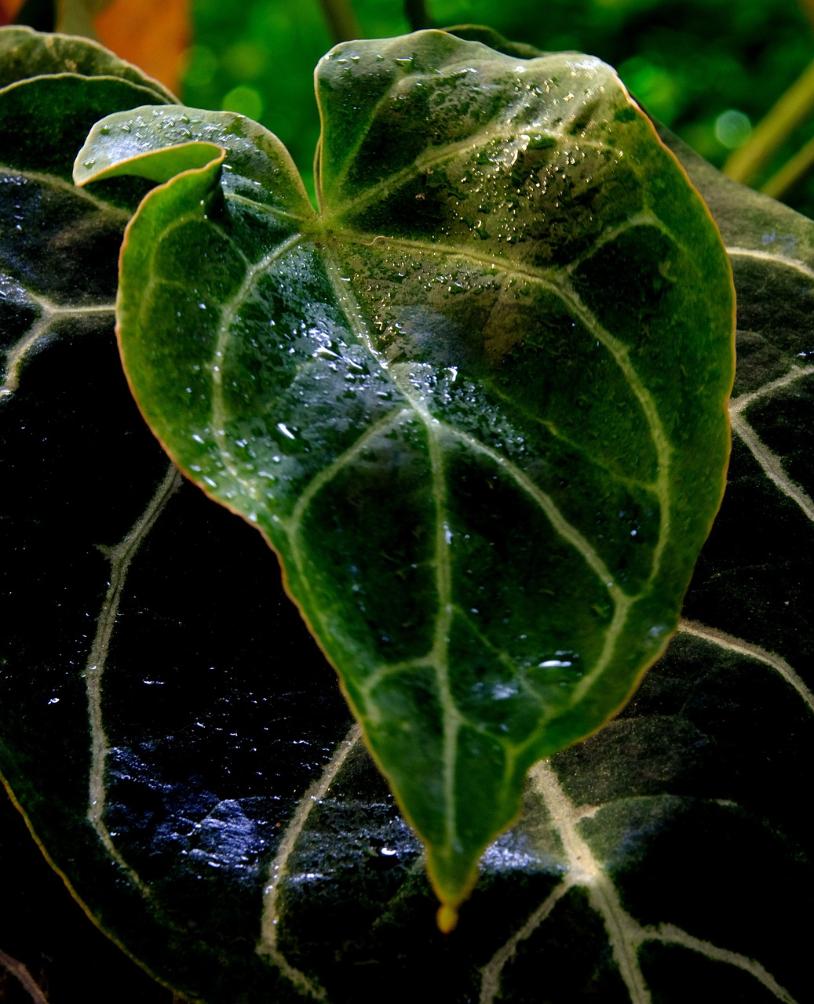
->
{"left": 436, "top": 903, "right": 459, "bottom": 934}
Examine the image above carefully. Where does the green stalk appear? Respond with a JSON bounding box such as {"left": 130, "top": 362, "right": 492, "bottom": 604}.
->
{"left": 405, "top": 0, "right": 432, "bottom": 30}
{"left": 318, "top": 0, "right": 361, "bottom": 43}
{"left": 724, "top": 60, "right": 814, "bottom": 186}
{"left": 761, "top": 134, "right": 814, "bottom": 199}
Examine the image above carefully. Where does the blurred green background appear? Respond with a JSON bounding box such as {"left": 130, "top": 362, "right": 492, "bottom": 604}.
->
{"left": 184, "top": 0, "right": 814, "bottom": 217}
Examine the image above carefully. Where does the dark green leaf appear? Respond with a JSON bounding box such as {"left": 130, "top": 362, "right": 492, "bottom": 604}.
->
{"left": 2, "top": 27, "right": 810, "bottom": 1004}
{"left": 73, "top": 30, "right": 733, "bottom": 917}
{"left": 0, "top": 785, "right": 170, "bottom": 1002}
{"left": 0, "top": 22, "right": 175, "bottom": 98}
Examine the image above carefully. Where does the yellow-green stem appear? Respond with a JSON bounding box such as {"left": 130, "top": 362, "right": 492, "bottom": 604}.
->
{"left": 405, "top": 0, "right": 432, "bottom": 30}
{"left": 724, "top": 60, "right": 814, "bottom": 186}
{"left": 318, "top": 0, "right": 361, "bottom": 43}
{"left": 761, "top": 133, "right": 814, "bottom": 198}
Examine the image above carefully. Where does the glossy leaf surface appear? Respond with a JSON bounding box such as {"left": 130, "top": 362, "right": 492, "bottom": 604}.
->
{"left": 74, "top": 30, "right": 733, "bottom": 914}
{"left": 0, "top": 33, "right": 811, "bottom": 1001}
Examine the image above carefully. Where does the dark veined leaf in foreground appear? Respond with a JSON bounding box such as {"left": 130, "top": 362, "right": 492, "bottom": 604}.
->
{"left": 0, "top": 22, "right": 177, "bottom": 998}
{"left": 73, "top": 29, "right": 734, "bottom": 920}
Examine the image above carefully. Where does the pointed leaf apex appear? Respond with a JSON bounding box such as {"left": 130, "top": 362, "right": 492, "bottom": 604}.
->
{"left": 437, "top": 904, "right": 459, "bottom": 934}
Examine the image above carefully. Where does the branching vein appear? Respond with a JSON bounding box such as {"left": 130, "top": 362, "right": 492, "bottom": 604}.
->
{"left": 731, "top": 411, "right": 814, "bottom": 524}
{"left": 0, "top": 303, "right": 115, "bottom": 398}
{"left": 443, "top": 423, "right": 624, "bottom": 600}
{"left": 336, "top": 227, "right": 672, "bottom": 590}
{"left": 319, "top": 248, "right": 462, "bottom": 855}
{"left": 86, "top": 463, "right": 181, "bottom": 894}
{"left": 648, "top": 925, "right": 798, "bottom": 1004}
{"left": 482, "top": 763, "right": 799, "bottom": 1004}
{"left": 730, "top": 365, "right": 814, "bottom": 416}
{"left": 257, "top": 724, "right": 361, "bottom": 1000}
{"left": 531, "top": 762, "right": 651, "bottom": 1003}
{"left": 680, "top": 620, "right": 814, "bottom": 714}
{"left": 288, "top": 407, "right": 412, "bottom": 534}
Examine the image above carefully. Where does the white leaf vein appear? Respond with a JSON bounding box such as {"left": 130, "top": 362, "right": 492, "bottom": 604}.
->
{"left": 207, "top": 232, "right": 304, "bottom": 503}
{"left": 85, "top": 463, "right": 180, "bottom": 894}
{"left": 335, "top": 228, "right": 672, "bottom": 599}
{"left": 648, "top": 925, "right": 798, "bottom": 1004}
{"left": 257, "top": 723, "right": 361, "bottom": 1001}
{"left": 0, "top": 163, "right": 130, "bottom": 218}
{"left": 0, "top": 303, "right": 115, "bottom": 398}
{"left": 726, "top": 246, "right": 814, "bottom": 282}
{"left": 478, "top": 877, "right": 574, "bottom": 1004}
{"left": 731, "top": 411, "right": 814, "bottom": 524}
{"left": 482, "top": 762, "right": 799, "bottom": 1004}
{"left": 679, "top": 620, "right": 814, "bottom": 714}
{"left": 327, "top": 128, "right": 615, "bottom": 224}
{"left": 729, "top": 365, "right": 814, "bottom": 416}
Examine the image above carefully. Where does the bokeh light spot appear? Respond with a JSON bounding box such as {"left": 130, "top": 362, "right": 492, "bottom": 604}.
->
{"left": 221, "top": 85, "right": 264, "bottom": 121}
{"left": 184, "top": 46, "right": 217, "bottom": 89}
{"left": 618, "top": 56, "right": 681, "bottom": 123}
{"left": 714, "top": 109, "right": 752, "bottom": 149}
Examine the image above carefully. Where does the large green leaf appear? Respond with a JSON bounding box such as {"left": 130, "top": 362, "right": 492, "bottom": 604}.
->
{"left": 2, "top": 27, "right": 811, "bottom": 1004}
{"left": 72, "top": 29, "right": 733, "bottom": 918}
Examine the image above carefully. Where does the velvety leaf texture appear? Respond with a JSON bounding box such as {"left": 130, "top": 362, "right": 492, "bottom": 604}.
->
{"left": 1, "top": 26, "right": 810, "bottom": 1004}
{"left": 72, "top": 30, "right": 733, "bottom": 916}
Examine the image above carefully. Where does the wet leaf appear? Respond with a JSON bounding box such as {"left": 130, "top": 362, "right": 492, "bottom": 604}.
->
{"left": 3, "top": 26, "right": 809, "bottom": 1004}
{"left": 73, "top": 29, "right": 734, "bottom": 917}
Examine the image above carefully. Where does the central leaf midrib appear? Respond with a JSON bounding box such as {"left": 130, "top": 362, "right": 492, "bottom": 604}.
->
{"left": 312, "top": 245, "right": 639, "bottom": 852}
{"left": 292, "top": 244, "right": 462, "bottom": 860}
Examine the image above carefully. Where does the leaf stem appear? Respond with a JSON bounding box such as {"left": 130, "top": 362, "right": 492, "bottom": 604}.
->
{"left": 317, "top": 0, "right": 361, "bottom": 43}
{"left": 761, "top": 133, "right": 814, "bottom": 198}
{"left": 724, "top": 59, "right": 814, "bottom": 185}
{"left": 404, "top": 0, "right": 432, "bottom": 30}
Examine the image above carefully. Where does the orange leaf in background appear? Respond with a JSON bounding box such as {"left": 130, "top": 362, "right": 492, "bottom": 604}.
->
{"left": 95, "top": 0, "right": 189, "bottom": 96}
{"left": 0, "top": 0, "right": 24, "bottom": 26}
